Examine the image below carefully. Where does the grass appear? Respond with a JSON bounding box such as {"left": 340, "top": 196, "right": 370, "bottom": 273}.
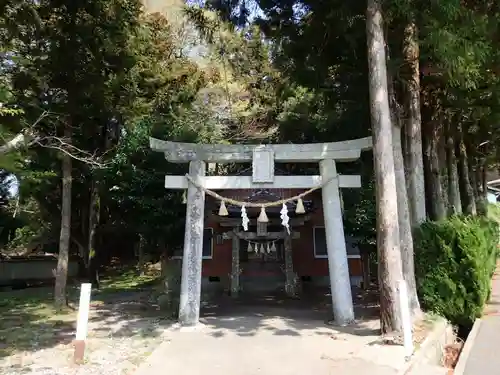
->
{"left": 97, "top": 265, "right": 160, "bottom": 294}
{"left": 0, "top": 264, "right": 162, "bottom": 359}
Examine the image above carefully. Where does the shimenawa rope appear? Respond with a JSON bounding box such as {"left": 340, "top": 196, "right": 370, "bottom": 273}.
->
{"left": 184, "top": 174, "right": 336, "bottom": 208}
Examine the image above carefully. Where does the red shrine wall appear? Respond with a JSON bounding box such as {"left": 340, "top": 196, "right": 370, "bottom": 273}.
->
{"left": 200, "top": 189, "right": 363, "bottom": 285}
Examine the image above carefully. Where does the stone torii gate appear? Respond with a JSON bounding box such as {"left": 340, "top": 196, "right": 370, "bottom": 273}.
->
{"left": 150, "top": 137, "right": 372, "bottom": 327}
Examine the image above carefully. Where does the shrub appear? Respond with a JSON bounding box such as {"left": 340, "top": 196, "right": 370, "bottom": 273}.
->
{"left": 488, "top": 203, "right": 500, "bottom": 228}
{"left": 414, "top": 215, "right": 499, "bottom": 328}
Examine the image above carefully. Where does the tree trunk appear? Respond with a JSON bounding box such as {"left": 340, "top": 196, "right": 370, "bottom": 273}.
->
{"left": 87, "top": 178, "right": 100, "bottom": 288}
{"left": 54, "top": 127, "right": 73, "bottom": 309}
{"left": 445, "top": 122, "right": 461, "bottom": 214}
{"left": 475, "top": 163, "right": 487, "bottom": 215}
{"left": 424, "top": 123, "right": 446, "bottom": 220}
{"left": 402, "top": 21, "right": 426, "bottom": 226}
{"left": 366, "top": 0, "right": 404, "bottom": 334}
{"left": 457, "top": 125, "right": 476, "bottom": 215}
{"left": 387, "top": 59, "right": 421, "bottom": 318}
{"left": 438, "top": 131, "right": 449, "bottom": 211}
{"left": 0, "top": 129, "right": 37, "bottom": 154}
{"left": 79, "top": 200, "right": 90, "bottom": 269}
{"left": 137, "top": 234, "right": 146, "bottom": 275}
{"left": 392, "top": 124, "right": 421, "bottom": 317}
{"left": 481, "top": 165, "right": 487, "bottom": 201}
{"left": 467, "top": 146, "right": 479, "bottom": 198}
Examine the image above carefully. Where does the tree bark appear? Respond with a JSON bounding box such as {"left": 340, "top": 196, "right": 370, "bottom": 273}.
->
{"left": 54, "top": 127, "right": 73, "bottom": 309}
{"left": 481, "top": 164, "right": 487, "bottom": 200}
{"left": 366, "top": 0, "right": 404, "bottom": 334}
{"left": 424, "top": 122, "right": 446, "bottom": 220}
{"left": 87, "top": 178, "right": 100, "bottom": 287}
{"left": 438, "top": 130, "right": 449, "bottom": 211}
{"left": 445, "top": 122, "right": 461, "bottom": 214}
{"left": 79, "top": 199, "right": 89, "bottom": 268}
{"left": 0, "top": 129, "right": 37, "bottom": 154}
{"left": 392, "top": 124, "right": 421, "bottom": 317}
{"left": 137, "top": 234, "right": 146, "bottom": 275}
{"left": 456, "top": 125, "right": 476, "bottom": 215}
{"left": 475, "top": 163, "right": 487, "bottom": 215}
{"left": 387, "top": 56, "right": 421, "bottom": 318}
{"left": 402, "top": 22, "right": 426, "bottom": 226}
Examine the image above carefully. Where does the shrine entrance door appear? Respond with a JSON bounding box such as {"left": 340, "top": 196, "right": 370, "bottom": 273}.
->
{"left": 239, "top": 238, "right": 285, "bottom": 293}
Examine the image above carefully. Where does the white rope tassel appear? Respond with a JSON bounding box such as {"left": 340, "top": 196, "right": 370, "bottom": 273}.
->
{"left": 247, "top": 242, "right": 253, "bottom": 253}
{"left": 254, "top": 243, "right": 259, "bottom": 254}
{"left": 241, "top": 205, "right": 249, "bottom": 231}
{"left": 267, "top": 242, "right": 271, "bottom": 254}
{"left": 295, "top": 198, "right": 305, "bottom": 214}
{"left": 218, "top": 200, "right": 229, "bottom": 216}
{"left": 280, "top": 203, "right": 290, "bottom": 234}
{"left": 260, "top": 243, "right": 265, "bottom": 254}
{"left": 257, "top": 206, "right": 269, "bottom": 223}
{"left": 182, "top": 190, "right": 187, "bottom": 204}
{"left": 271, "top": 242, "right": 277, "bottom": 253}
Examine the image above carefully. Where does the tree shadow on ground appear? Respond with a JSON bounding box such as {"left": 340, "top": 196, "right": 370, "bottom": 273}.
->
{"left": 0, "top": 282, "right": 171, "bottom": 361}
{"left": 198, "top": 286, "right": 381, "bottom": 339}
{"left": 0, "top": 282, "right": 382, "bottom": 362}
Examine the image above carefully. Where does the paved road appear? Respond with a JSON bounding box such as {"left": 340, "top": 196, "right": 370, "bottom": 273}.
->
{"left": 463, "top": 263, "right": 500, "bottom": 375}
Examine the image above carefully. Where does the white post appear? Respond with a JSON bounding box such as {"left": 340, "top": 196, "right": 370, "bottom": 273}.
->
{"left": 319, "top": 159, "right": 355, "bottom": 325}
{"left": 398, "top": 280, "right": 414, "bottom": 357}
{"left": 179, "top": 160, "right": 206, "bottom": 326}
{"left": 74, "top": 283, "right": 92, "bottom": 363}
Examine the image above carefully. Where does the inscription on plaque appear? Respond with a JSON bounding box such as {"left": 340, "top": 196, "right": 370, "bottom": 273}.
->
{"left": 256, "top": 221, "right": 268, "bottom": 236}
{"left": 252, "top": 147, "right": 274, "bottom": 183}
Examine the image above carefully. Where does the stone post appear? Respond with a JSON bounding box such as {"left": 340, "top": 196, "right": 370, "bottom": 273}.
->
{"left": 319, "top": 159, "right": 354, "bottom": 325}
{"left": 230, "top": 229, "right": 240, "bottom": 297}
{"left": 283, "top": 231, "right": 297, "bottom": 297}
{"left": 178, "top": 160, "right": 206, "bottom": 326}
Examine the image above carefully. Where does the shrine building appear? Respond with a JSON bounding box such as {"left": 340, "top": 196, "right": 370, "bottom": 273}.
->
{"left": 171, "top": 186, "right": 364, "bottom": 295}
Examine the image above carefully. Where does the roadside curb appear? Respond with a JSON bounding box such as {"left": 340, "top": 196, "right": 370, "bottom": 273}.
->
{"left": 397, "top": 317, "right": 453, "bottom": 375}
{"left": 453, "top": 319, "right": 482, "bottom": 375}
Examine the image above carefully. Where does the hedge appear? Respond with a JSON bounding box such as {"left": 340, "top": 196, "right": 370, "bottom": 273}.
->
{"left": 414, "top": 215, "right": 499, "bottom": 328}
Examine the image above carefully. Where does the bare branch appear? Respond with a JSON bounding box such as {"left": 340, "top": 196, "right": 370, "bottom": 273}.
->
{"left": 1, "top": 111, "right": 110, "bottom": 167}
{"left": 0, "top": 111, "right": 50, "bottom": 154}
{"left": 34, "top": 136, "right": 109, "bottom": 168}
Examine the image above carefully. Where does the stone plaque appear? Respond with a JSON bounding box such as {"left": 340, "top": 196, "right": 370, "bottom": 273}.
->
{"left": 252, "top": 147, "right": 274, "bottom": 183}
{"left": 256, "top": 221, "right": 268, "bottom": 237}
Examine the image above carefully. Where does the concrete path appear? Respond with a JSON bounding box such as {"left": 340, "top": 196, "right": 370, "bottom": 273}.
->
{"left": 462, "top": 262, "right": 500, "bottom": 375}
{"left": 134, "top": 305, "right": 409, "bottom": 375}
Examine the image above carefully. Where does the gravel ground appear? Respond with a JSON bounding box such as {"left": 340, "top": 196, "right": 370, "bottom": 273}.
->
{"left": 0, "top": 295, "right": 170, "bottom": 375}
{"left": 1, "top": 334, "right": 163, "bottom": 375}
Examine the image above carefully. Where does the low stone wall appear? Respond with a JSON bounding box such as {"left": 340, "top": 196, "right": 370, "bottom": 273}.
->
{"left": 0, "top": 256, "right": 80, "bottom": 286}
{"left": 401, "top": 317, "right": 455, "bottom": 375}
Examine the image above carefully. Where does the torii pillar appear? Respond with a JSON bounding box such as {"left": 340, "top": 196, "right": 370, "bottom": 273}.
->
{"left": 320, "top": 159, "right": 354, "bottom": 325}
{"left": 179, "top": 160, "right": 206, "bottom": 326}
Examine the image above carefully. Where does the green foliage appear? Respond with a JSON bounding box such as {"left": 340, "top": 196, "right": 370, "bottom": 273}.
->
{"left": 414, "top": 216, "right": 499, "bottom": 327}
{"left": 343, "top": 155, "right": 377, "bottom": 246}
{"left": 487, "top": 203, "right": 500, "bottom": 227}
